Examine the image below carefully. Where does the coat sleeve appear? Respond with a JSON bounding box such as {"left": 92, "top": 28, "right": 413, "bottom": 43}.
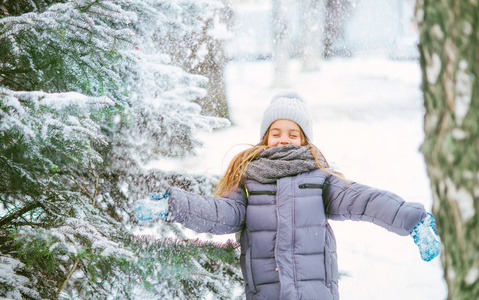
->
{"left": 166, "top": 186, "right": 247, "bottom": 235}
{"left": 323, "top": 174, "right": 427, "bottom": 236}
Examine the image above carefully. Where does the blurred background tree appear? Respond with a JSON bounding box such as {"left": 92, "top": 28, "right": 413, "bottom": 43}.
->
{"left": 168, "top": 5, "right": 234, "bottom": 119}
{"left": 299, "top": 0, "right": 326, "bottom": 72}
{"left": 272, "top": 0, "right": 291, "bottom": 87}
{"left": 324, "top": 0, "right": 353, "bottom": 58}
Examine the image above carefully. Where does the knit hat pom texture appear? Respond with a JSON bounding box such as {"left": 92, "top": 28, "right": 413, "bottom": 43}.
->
{"left": 260, "top": 91, "right": 313, "bottom": 141}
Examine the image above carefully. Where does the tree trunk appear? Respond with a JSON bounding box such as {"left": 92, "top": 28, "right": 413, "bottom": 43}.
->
{"left": 167, "top": 7, "right": 232, "bottom": 120}
{"left": 272, "top": 0, "right": 291, "bottom": 88}
{"left": 191, "top": 13, "right": 231, "bottom": 120}
{"left": 300, "top": 0, "right": 326, "bottom": 71}
{"left": 416, "top": 0, "right": 479, "bottom": 298}
{"left": 324, "top": 0, "right": 352, "bottom": 57}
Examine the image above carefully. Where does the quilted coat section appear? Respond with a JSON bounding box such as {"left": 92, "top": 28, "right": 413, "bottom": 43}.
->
{"left": 166, "top": 169, "right": 426, "bottom": 300}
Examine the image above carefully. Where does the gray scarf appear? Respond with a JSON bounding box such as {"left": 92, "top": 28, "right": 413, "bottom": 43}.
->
{"left": 243, "top": 144, "right": 321, "bottom": 184}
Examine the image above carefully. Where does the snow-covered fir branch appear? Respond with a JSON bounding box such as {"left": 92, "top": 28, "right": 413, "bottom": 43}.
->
{"left": 1, "top": 0, "right": 240, "bottom": 299}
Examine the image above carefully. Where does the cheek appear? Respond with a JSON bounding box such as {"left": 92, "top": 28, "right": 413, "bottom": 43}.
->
{"left": 266, "top": 135, "right": 277, "bottom": 146}
{"left": 292, "top": 139, "right": 302, "bottom": 146}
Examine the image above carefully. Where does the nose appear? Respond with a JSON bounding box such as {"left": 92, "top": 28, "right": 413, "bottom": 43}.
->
{"left": 279, "top": 138, "right": 290, "bottom": 145}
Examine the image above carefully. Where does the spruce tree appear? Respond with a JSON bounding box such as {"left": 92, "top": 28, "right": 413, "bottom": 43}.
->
{"left": 0, "top": 0, "right": 242, "bottom": 299}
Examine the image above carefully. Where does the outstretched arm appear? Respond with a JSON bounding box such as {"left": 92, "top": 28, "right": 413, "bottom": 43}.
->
{"left": 166, "top": 186, "right": 247, "bottom": 235}
{"left": 323, "top": 174, "right": 427, "bottom": 236}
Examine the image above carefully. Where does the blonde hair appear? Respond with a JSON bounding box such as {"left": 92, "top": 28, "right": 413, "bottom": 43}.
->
{"left": 214, "top": 127, "right": 344, "bottom": 197}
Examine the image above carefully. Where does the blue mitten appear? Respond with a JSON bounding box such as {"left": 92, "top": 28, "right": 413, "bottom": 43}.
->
{"left": 134, "top": 192, "right": 169, "bottom": 221}
{"left": 410, "top": 212, "right": 441, "bottom": 262}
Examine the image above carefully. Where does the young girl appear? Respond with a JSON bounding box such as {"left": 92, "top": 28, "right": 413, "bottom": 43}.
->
{"left": 135, "top": 91, "right": 440, "bottom": 300}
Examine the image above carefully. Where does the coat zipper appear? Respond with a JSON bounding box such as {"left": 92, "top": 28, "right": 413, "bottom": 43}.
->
{"left": 249, "top": 190, "right": 277, "bottom": 195}
{"left": 298, "top": 183, "right": 324, "bottom": 189}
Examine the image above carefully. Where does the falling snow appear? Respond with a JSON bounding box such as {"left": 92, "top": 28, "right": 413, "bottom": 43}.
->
{"left": 158, "top": 57, "right": 448, "bottom": 300}
{"left": 0, "top": 0, "right": 452, "bottom": 299}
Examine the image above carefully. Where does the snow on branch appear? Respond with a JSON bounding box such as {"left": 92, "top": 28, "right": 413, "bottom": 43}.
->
{"left": 0, "top": 254, "right": 41, "bottom": 299}
{"left": 17, "top": 217, "right": 135, "bottom": 261}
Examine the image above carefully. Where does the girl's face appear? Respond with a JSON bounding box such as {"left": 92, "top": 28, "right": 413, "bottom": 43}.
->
{"left": 267, "top": 119, "right": 303, "bottom": 147}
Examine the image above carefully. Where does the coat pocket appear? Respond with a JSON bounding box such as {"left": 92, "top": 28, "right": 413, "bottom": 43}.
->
{"left": 298, "top": 179, "right": 329, "bottom": 194}
{"left": 245, "top": 246, "right": 257, "bottom": 294}
{"left": 298, "top": 183, "right": 327, "bottom": 198}
{"left": 298, "top": 183, "right": 324, "bottom": 189}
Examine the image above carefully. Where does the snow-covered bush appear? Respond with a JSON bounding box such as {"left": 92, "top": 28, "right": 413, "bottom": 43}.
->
{"left": 0, "top": 0, "right": 241, "bottom": 298}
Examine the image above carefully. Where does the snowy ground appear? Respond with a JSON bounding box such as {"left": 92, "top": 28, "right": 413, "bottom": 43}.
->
{"left": 156, "top": 56, "right": 448, "bottom": 299}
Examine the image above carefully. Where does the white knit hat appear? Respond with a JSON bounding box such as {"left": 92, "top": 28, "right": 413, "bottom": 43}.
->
{"left": 260, "top": 91, "right": 313, "bottom": 141}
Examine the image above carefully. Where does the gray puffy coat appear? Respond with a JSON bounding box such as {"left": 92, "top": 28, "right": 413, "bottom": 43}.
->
{"left": 167, "top": 169, "right": 426, "bottom": 300}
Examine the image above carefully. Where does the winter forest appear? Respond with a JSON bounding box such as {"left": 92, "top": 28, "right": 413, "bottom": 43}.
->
{"left": 0, "top": 0, "right": 477, "bottom": 299}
